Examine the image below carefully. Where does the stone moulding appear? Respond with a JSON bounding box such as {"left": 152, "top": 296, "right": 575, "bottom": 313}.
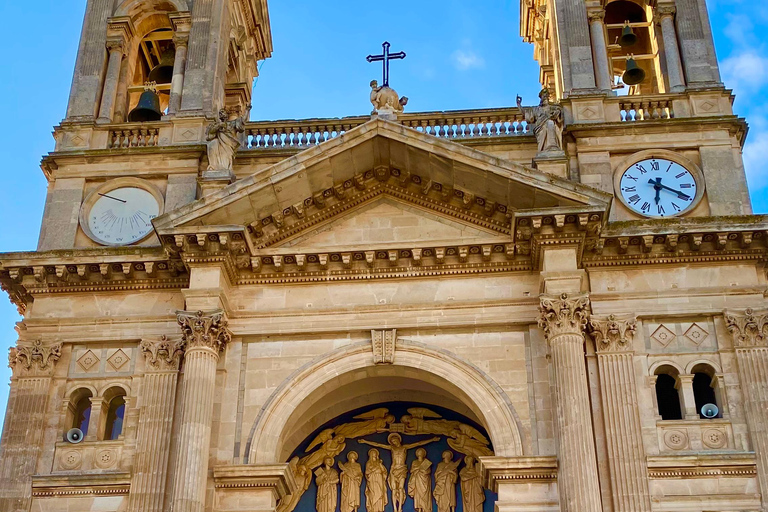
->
{"left": 30, "top": 472, "right": 131, "bottom": 497}
{"left": 478, "top": 456, "right": 558, "bottom": 491}
{"left": 213, "top": 464, "right": 296, "bottom": 501}
{"left": 646, "top": 454, "right": 757, "bottom": 479}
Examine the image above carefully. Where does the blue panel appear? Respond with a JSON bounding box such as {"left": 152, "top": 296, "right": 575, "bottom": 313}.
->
{"left": 288, "top": 401, "right": 498, "bottom": 512}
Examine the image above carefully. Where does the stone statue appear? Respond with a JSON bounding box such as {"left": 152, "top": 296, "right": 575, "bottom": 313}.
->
{"left": 365, "top": 448, "right": 389, "bottom": 512}
{"left": 206, "top": 104, "right": 251, "bottom": 172}
{"left": 277, "top": 457, "right": 313, "bottom": 512}
{"left": 370, "top": 80, "right": 408, "bottom": 115}
{"left": 408, "top": 447, "right": 433, "bottom": 512}
{"left": 401, "top": 408, "right": 492, "bottom": 459}
{"left": 303, "top": 434, "right": 347, "bottom": 470}
{"left": 339, "top": 451, "right": 363, "bottom": 512}
{"left": 459, "top": 456, "right": 485, "bottom": 512}
{"left": 315, "top": 457, "right": 340, "bottom": 512}
{"left": 516, "top": 89, "right": 564, "bottom": 156}
{"left": 447, "top": 427, "right": 493, "bottom": 459}
{"left": 361, "top": 433, "right": 440, "bottom": 512}
{"left": 333, "top": 408, "right": 395, "bottom": 440}
{"left": 433, "top": 450, "right": 461, "bottom": 512}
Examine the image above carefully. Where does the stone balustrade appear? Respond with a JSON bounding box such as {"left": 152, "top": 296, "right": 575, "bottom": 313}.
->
{"left": 107, "top": 124, "right": 162, "bottom": 148}
{"left": 618, "top": 96, "right": 675, "bottom": 122}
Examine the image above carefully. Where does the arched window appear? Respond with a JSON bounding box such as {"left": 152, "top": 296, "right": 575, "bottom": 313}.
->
{"left": 654, "top": 367, "right": 682, "bottom": 420}
{"left": 69, "top": 389, "right": 93, "bottom": 435}
{"left": 102, "top": 388, "right": 127, "bottom": 440}
{"left": 691, "top": 364, "right": 720, "bottom": 418}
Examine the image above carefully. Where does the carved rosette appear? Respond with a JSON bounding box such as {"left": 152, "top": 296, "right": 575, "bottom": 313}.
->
{"left": 176, "top": 310, "right": 231, "bottom": 353}
{"left": 538, "top": 293, "right": 590, "bottom": 341}
{"left": 140, "top": 335, "right": 186, "bottom": 371}
{"left": 724, "top": 308, "right": 768, "bottom": 348}
{"left": 8, "top": 339, "right": 62, "bottom": 377}
{"left": 588, "top": 314, "right": 637, "bottom": 352}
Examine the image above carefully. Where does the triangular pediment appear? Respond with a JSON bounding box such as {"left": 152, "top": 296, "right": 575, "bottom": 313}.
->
{"left": 154, "top": 119, "right": 611, "bottom": 249}
{"left": 274, "top": 195, "right": 505, "bottom": 252}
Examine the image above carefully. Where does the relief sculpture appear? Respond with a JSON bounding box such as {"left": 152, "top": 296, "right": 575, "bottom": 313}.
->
{"left": 278, "top": 404, "right": 495, "bottom": 512}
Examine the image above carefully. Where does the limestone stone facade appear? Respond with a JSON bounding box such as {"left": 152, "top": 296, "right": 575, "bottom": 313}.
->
{"left": 0, "top": 1, "right": 766, "bottom": 512}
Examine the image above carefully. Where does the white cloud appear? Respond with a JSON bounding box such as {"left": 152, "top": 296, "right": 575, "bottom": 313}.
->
{"left": 451, "top": 49, "right": 485, "bottom": 71}
{"left": 721, "top": 51, "right": 768, "bottom": 93}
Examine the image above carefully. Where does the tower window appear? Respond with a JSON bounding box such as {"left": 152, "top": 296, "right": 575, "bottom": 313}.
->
{"left": 70, "top": 389, "right": 93, "bottom": 434}
{"left": 693, "top": 372, "right": 719, "bottom": 418}
{"left": 104, "top": 395, "right": 126, "bottom": 440}
{"left": 655, "top": 372, "right": 682, "bottom": 420}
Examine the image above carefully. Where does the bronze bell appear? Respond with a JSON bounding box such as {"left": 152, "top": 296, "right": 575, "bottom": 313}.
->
{"left": 128, "top": 84, "right": 162, "bottom": 122}
{"left": 148, "top": 48, "right": 175, "bottom": 85}
{"left": 618, "top": 22, "right": 638, "bottom": 47}
{"left": 623, "top": 56, "right": 646, "bottom": 86}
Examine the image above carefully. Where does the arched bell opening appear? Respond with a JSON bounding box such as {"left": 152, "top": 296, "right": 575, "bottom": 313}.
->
{"left": 246, "top": 341, "right": 525, "bottom": 466}
{"left": 605, "top": 0, "right": 663, "bottom": 94}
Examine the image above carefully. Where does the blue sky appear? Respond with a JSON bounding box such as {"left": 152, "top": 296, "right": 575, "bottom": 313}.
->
{"left": 0, "top": 1, "right": 764, "bottom": 431}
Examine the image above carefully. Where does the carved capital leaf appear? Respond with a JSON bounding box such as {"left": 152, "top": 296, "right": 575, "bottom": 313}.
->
{"left": 140, "top": 335, "right": 185, "bottom": 371}
{"left": 177, "top": 310, "right": 231, "bottom": 353}
{"left": 589, "top": 314, "right": 637, "bottom": 352}
{"left": 8, "top": 339, "right": 62, "bottom": 377}
{"left": 538, "top": 293, "right": 590, "bottom": 341}
{"left": 724, "top": 308, "right": 768, "bottom": 348}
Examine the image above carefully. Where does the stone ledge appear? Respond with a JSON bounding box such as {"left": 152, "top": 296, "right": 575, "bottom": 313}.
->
{"left": 478, "top": 455, "right": 558, "bottom": 491}
{"left": 213, "top": 463, "right": 296, "bottom": 501}
{"left": 647, "top": 452, "right": 757, "bottom": 479}
{"left": 30, "top": 471, "right": 130, "bottom": 497}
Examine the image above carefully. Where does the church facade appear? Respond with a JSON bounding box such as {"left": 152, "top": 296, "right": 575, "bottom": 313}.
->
{"left": 0, "top": 1, "right": 766, "bottom": 512}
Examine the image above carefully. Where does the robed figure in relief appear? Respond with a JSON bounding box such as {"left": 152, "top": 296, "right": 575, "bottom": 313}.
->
{"left": 206, "top": 104, "right": 251, "bottom": 171}
{"left": 433, "top": 451, "right": 461, "bottom": 512}
{"left": 315, "top": 458, "right": 339, "bottom": 512}
{"left": 365, "top": 449, "right": 388, "bottom": 512}
{"left": 516, "top": 89, "right": 564, "bottom": 155}
{"left": 408, "top": 448, "right": 433, "bottom": 512}
{"left": 459, "top": 456, "right": 485, "bottom": 512}
{"left": 339, "top": 451, "right": 363, "bottom": 512}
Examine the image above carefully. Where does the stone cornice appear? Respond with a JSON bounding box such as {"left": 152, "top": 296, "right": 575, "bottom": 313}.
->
{"left": 478, "top": 456, "right": 558, "bottom": 491}
{"left": 588, "top": 314, "right": 637, "bottom": 353}
{"left": 213, "top": 463, "right": 295, "bottom": 501}
{"left": 31, "top": 472, "right": 131, "bottom": 497}
{"left": 646, "top": 454, "right": 757, "bottom": 479}
{"left": 724, "top": 308, "right": 768, "bottom": 348}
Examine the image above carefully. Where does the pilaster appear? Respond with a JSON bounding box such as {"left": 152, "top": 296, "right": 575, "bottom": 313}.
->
{"left": 724, "top": 308, "right": 768, "bottom": 511}
{"left": 170, "top": 310, "right": 231, "bottom": 512}
{"left": 127, "top": 335, "right": 185, "bottom": 512}
{"left": 0, "top": 340, "right": 62, "bottom": 512}
{"left": 589, "top": 314, "right": 652, "bottom": 512}
{"left": 538, "top": 293, "right": 602, "bottom": 512}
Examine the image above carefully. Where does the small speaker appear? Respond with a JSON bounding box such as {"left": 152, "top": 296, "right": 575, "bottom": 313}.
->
{"left": 701, "top": 403, "right": 719, "bottom": 419}
{"left": 65, "top": 428, "right": 84, "bottom": 444}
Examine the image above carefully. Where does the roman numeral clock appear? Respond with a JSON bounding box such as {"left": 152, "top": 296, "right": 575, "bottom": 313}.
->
{"left": 614, "top": 154, "right": 705, "bottom": 218}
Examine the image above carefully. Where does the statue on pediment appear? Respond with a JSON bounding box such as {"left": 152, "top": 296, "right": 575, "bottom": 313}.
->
{"left": 206, "top": 104, "right": 251, "bottom": 172}
{"left": 516, "top": 89, "right": 565, "bottom": 156}
{"left": 370, "top": 80, "right": 408, "bottom": 115}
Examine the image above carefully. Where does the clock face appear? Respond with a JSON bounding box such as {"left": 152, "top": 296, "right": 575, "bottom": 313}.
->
{"left": 87, "top": 187, "right": 160, "bottom": 245}
{"left": 618, "top": 158, "right": 698, "bottom": 217}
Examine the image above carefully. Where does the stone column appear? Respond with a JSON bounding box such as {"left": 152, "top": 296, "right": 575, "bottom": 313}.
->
{"left": 168, "top": 35, "right": 189, "bottom": 116}
{"left": 128, "top": 336, "right": 186, "bottom": 512}
{"left": 724, "top": 308, "right": 768, "bottom": 509}
{"left": 0, "top": 340, "right": 61, "bottom": 512}
{"left": 538, "top": 293, "right": 602, "bottom": 512}
{"left": 96, "top": 40, "right": 126, "bottom": 123}
{"left": 657, "top": 6, "right": 686, "bottom": 92}
{"left": 587, "top": 10, "right": 613, "bottom": 92}
{"left": 589, "top": 315, "right": 652, "bottom": 512}
{"left": 171, "top": 310, "right": 231, "bottom": 512}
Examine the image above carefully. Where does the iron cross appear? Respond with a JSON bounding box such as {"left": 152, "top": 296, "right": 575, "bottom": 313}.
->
{"left": 366, "top": 41, "right": 406, "bottom": 87}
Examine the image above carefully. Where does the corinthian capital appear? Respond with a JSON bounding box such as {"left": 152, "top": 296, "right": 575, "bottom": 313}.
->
{"left": 588, "top": 314, "right": 637, "bottom": 352}
{"left": 538, "top": 293, "right": 590, "bottom": 341}
{"left": 724, "top": 308, "right": 768, "bottom": 348}
{"left": 141, "top": 335, "right": 185, "bottom": 371}
{"left": 8, "top": 339, "right": 62, "bottom": 377}
{"left": 177, "top": 310, "right": 231, "bottom": 353}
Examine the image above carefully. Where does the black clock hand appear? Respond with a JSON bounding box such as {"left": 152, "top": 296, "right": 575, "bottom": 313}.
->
{"left": 647, "top": 179, "right": 691, "bottom": 200}
{"left": 653, "top": 184, "right": 660, "bottom": 205}
{"left": 98, "top": 193, "right": 127, "bottom": 203}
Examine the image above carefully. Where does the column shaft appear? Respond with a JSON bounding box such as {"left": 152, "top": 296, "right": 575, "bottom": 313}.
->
{"left": 588, "top": 12, "right": 613, "bottom": 92}
{"left": 168, "top": 41, "right": 189, "bottom": 115}
{"left": 659, "top": 10, "right": 686, "bottom": 92}
{"left": 97, "top": 43, "right": 124, "bottom": 123}
{"left": 735, "top": 347, "right": 768, "bottom": 506}
{"left": 128, "top": 350, "right": 181, "bottom": 512}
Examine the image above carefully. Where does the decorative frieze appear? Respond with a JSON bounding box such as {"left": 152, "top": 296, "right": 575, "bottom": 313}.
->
{"left": 588, "top": 314, "right": 636, "bottom": 352}
{"left": 538, "top": 293, "right": 590, "bottom": 341}
{"left": 140, "top": 335, "right": 185, "bottom": 371}
{"left": 724, "top": 308, "right": 768, "bottom": 348}
{"left": 176, "top": 310, "right": 231, "bottom": 353}
{"left": 8, "top": 339, "right": 62, "bottom": 377}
